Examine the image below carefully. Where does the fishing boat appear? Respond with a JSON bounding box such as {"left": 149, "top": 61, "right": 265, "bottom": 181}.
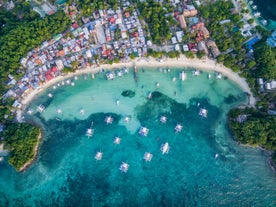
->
{"left": 86, "top": 122, "right": 94, "bottom": 137}
{"left": 147, "top": 92, "right": 152, "bottom": 99}
{"left": 208, "top": 73, "right": 211, "bottom": 79}
{"left": 179, "top": 71, "right": 186, "bottom": 81}
{"left": 116, "top": 99, "right": 120, "bottom": 106}
{"left": 143, "top": 152, "right": 153, "bottom": 162}
{"left": 124, "top": 116, "right": 130, "bottom": 123}
{"left": 37, "top": 104, "right": 45, "bottom": 113}
{"left": 105, "top": 115, "right": 113, "bottom": 124}
{"left": 216, "top": 72, "right": 222, "bottom": 79}
{"left": 160, "top": 116, "right": 167, "bottom": 124}
{"left": 172, "top": 77, "right": 176, "bottom": 82}
{"left": 80, "top": 109, "right": 85, "bottom": 115}
{"left": 199, "top": 108, "right": 208, "bottom": 118}
{"left": 95, "top": 151, "right": 103, "bottom": 160}
{"left": 139, "top": 127, "right": 149, "bottom": 136}
{"left": 114, "top": 137, "right": 121, "bottom": 144}
{"left": 119, "top": 162, "right": 129, "bottom": 173}
{"left": 105, "top": 71, "right": 115, "bottom": 80}
{"left": 57, "top": 109, "right": 62, "bottom": 114}
{"left": 71, "top": 82, "right": 75, "bottom": 86}
{"left": 123, "top": 66, "right": 129, "bottom": 74}
{"left": 193, "top": 69, "right": 200, "bottom": 76}
{"left": 156, "top": 82, "right": 160, "bottom": 87}
{"left": 27, "top": 109, "right": 33, "bottom": 114}
{"left": 48, "top": 93, "right": 53, "bottom": 98}
{"left": 161, "top": 142, "right": 170, "bottom": 154}
{"left": 175, "top": 124, "right": 183, "bottom": 133}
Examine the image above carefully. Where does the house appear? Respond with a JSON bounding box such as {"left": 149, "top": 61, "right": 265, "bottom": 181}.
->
{"left": 171, "top": 37, "right": 177, "bottom": 44}
{"left": 55, "top": 59, "right": 64, "bottom": 70}
{"left": 206, "top": 40, "right": 220, "bottom": 58}
{"left": 178, "top": 14, "right": 187, "bottom": 28}
{"left": 176, "top": 31, "right": 184, "bottom": 42}
{"left": 183, "top": 44, "right": 189, "bottom": 52}
{"left": 188, "top": 43, "right": 198, "bottom": 53}
{"left": 197, "top": 41, "right": 208, "bottom": 54}
{"left": 183, "top": 5, "right": 198, "bottom": 17}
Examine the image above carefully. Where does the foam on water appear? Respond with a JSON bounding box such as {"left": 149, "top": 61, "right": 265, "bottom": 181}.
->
{"left": 0, "top": 67, "right": 275, "bottom": 206}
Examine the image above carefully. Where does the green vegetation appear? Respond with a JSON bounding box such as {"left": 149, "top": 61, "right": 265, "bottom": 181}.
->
{"left": 1, "top": 123, "right": 40, "bottom": 171}
{"left": 253, "top": 43, "right": 276, "bottom": 80}
{"left": 229, "top": 108, "right": 276, "bottom": 151}
{"left": 121, "top": 90, "right": 135, "bottom": 98}
{"left": 138, "top": 0, "right": 174, "bottom": 44}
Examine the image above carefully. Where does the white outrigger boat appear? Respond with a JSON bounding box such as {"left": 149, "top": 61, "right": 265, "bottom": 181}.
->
{"left": 160, "top": 116, "right": 167, "bottom": 124}
{"left": 199, "top": 108, "right": 208, "bottom": 118}
{"left": 86, "top": 122, "right": 94, "bottom": 137}
{"left": 208, "top": 73, "right": 211, "bottom": 79}
{"left": 175, "top": 124, "right": 183, "bottom": 133}
{"left": 161, "top": 142, "right": 170, "bottom": 154}
{"left": 119, "top": 162, "right": 129, "bottom": 173}
{"left": 124, "top": 116, "right": 130, "bottom": 123}
{"left": 147, "top": 92, "right": 152, "bottom": 99}
{"left": 139, "top": 127, "right": 149, "bottom": 136}
{"left": 37, "top": 104, "right": 45, "bottom": 113}
{"left": 179, "top": 71, "right": 186, "bottom": 81}
{"left": 48, "top": 93, "right": 53, "bottom": 98}
{"left": 216, "top": 72, "right": 222, "bottom": 79}
{"left": 113, "top": 137, "right": 121, "bottom": 144}
{"left": 95, "top": 151, "right": 103, "bottom": 160}
{"left": 80, "top": 109, "right": 85, "bottom": 115}
{"left": 57, "top": 109, "right": 62, "bottom": 114}
{"left": 143, "top": 152, "right": 153, "bottom": 162}
{"left": 105, "top": 115, "right": 113, "bottom": 124}
{"left": 193, "top": 69, "right": 200, "bottom": 76}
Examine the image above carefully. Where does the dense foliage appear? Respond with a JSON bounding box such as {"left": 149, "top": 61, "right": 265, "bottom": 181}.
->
{"left": 253, "top": 43, "right": 276, "bottom": 80}
{"left": 229, "top": 108, "right": 276, "bottom": 151}
{"left": 1, "top": 123, "right": 40, "bottom": 171}
{"left": 138, "top": 0, "right": 173, "bottom": 44}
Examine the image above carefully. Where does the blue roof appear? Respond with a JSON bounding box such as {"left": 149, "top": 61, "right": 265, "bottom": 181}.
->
{"left": 247, "top": 36, "right": 260, "bottom": 50}
{"left": 267, "top": 37, "right": 276, "bottom": 47}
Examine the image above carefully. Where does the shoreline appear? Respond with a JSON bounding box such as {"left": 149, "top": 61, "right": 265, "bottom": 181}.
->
{"left": 19, "top": 130, "right": 42, "bottom": 172}
{"left": 20, "top": 56, "right": 256, "bottom": 107}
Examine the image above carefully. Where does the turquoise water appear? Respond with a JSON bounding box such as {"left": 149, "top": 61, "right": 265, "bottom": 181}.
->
{"left": 0, "top": 67, "right": 276, "bottom": 206}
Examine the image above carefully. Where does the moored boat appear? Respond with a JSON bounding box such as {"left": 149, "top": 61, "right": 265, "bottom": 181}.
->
{"left": 160, "top": 116, "right": 167, "bottom": 124}
{"left": 199, "top": 108, "right": 208, "bottom": 118}
{"left": 119, "top": 162, "right": 129, "bottom": 173}
{"left": 175, "top": 124, "right": 183, "bottom": 133}
{"left": 95, "top": 151, "right": 103, "bottom": 160}
{"left": 105, "top": 115, "right": 113, "bottom": 124}
{"left": 161, "top": 142, "right": 170, "bottom": 154}
{"left": 179, "top": 71, "right": 186, "bottom": 81}
{"left": 114, "top": 137, "right": 121, "bottom": 144}
{"left": 139, "top": 127, "right": 149, "bottom": 136}
{"left": 143, "top": 152, "right": 153, "bottom": 161}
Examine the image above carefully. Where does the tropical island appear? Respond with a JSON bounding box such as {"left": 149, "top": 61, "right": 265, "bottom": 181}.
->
{"left": 0, "top": 0, "right": 275, "bottom": 172}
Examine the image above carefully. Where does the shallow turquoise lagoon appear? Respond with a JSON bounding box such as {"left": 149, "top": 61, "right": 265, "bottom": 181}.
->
{"left": 0, "top": 67, "right": 275, "bottom": 206}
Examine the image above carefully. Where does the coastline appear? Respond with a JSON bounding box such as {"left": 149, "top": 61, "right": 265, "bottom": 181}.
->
{"left": 19, "top": 130, "right": 42, "bottom": 172}
{"left": 20, "top": 56, "right": 256, "bottom": 108}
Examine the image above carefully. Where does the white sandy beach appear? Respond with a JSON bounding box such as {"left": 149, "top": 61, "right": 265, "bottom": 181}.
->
{"left": 21, "top": 55, "right": 256, "bottom": 107}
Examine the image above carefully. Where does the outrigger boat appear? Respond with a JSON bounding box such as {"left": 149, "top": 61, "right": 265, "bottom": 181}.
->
{"left": 86, "top": 122, "right": 94, "bottom": 137}
{"left": 143, "top": 152, "right": 153, "bottom": 162}
{"left": 179, "top": 71, "right": 186, "bottom": 81}
{"left": 124, "top": 116, "right": 130, "bottom": 123}
{"left": 216, "top": 72, "right": 222, "bottom": 79}
{"left": 193, "top": 69, "right": 200, "bottom": 76}
{"left": 160, "top": 116, "right": 167, "bottom": 124}
{"left": 175, "top": 124, "right": 183, "bottom": 133}
{"left": 147, "top": 92, "right": 152, "bottom": 99}
{"left": 161, "top": 142, "right": 170, "bottom": 154}
{"left": 105, "top": 115, "right": 113, "bottom": 124}
{"left": 37, "top": 104, "right": 45, "bottom": 113}
{"left": 48, "top": 93, "right": 53, "bottom": 98}
{"left": 208, "top": 73, "right": 211, "bottom": 79}
{"left": 113, "top": 137, "right": 121, "bottom": 144}
{"left": 80, "top": 109, "right": 85, "bottom": 115}
{"left": 199, "top": 108, "right": 208, "bottom": 118}
{"left": 119, "top": 162, "right": 129, "bottom": 173}
{"left": 57, "top": 109, "right": 62, "bottom": 114}
{"left": 95, "top": 151, "right": 103, "bottom": 160}
{"left": 139, "top": 127, "right": 149, "bottom": 136}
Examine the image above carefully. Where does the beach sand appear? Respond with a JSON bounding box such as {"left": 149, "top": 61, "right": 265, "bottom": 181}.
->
{"left": 21, "top": 56, "right": 256, "bottom": 107}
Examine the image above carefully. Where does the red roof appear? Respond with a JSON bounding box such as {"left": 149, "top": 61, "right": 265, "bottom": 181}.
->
{"left": 72, "top": 22, "right": 79, "bottom": 29}
{"left": 109, "top": 17, "right": 115, "bottom": 23}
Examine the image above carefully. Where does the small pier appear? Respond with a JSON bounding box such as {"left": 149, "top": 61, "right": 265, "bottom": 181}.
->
{"left": 133, "top": 64, "right": 138, "bottom": 83}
